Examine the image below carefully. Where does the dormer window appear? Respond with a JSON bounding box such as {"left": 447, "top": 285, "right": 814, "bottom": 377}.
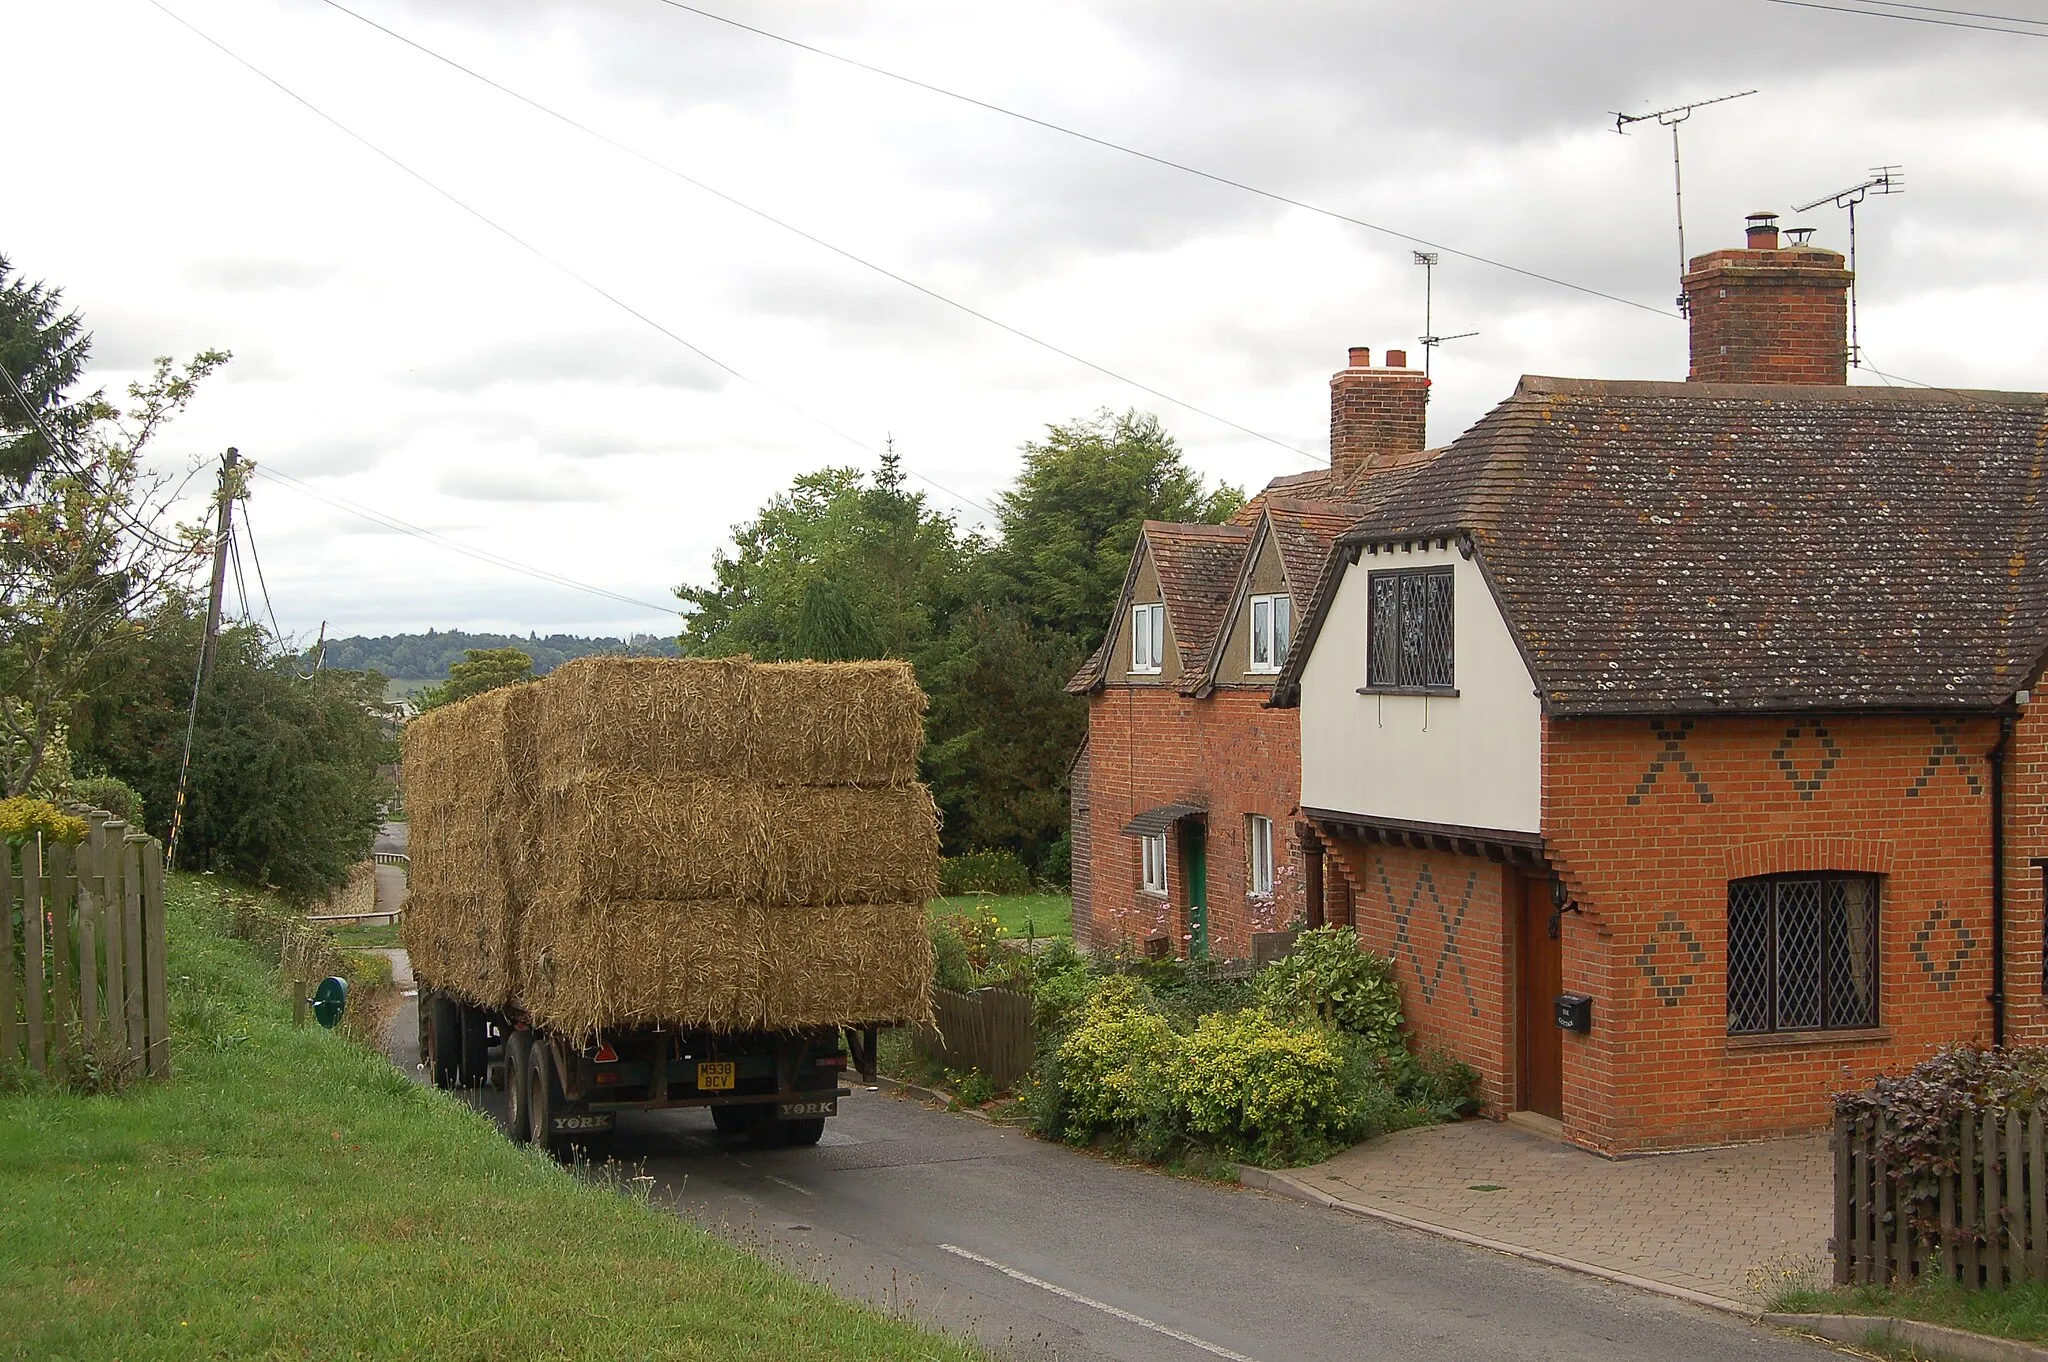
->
{"left": 1131, "top": 602, "right": 1165, "bottom": 674}
{"left": 1249, "top": 594, "right": 1291, "bottom": 673}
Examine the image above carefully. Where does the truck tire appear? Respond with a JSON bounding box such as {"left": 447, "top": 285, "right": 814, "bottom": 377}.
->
{"left": 458, "top": 1005, "right": 490, "bottom": 1089}
{"left": 427, "top": 994, "right": 461, "bottom": 1089}
{"left": 504, "top": 1030, "right": 534, "bottom": 1145}
{"left": 528, "top": 1039, "right": 572, "bottom": 1161}
{"left": 749, "top": 1113, "right": 825, "bottom": 1149}
{"left": 710, "top": 1104, "right": 750, "bottom": 1136}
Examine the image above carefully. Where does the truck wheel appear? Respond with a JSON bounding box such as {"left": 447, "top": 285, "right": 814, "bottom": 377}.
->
{"left": 710, "top": 1104, "right": 750, "bottom": 1136}
{"left": 749, "top": 1115, "right": 825, "bottom": 1149}
{"left": 458, "top": 1005, "right": 490, "bottom": 1089}
{"left": 504, "top": 1030, "right": 534, "bottom": 1145}
{"left": 528, "top": 1039, "right": 572, "bottom": 1160}
{"left": 777, "top": 1118, "right": 826, "bottom": 1148}
{"left": 427, "top": 994, "right": 461, "bottom": 1089}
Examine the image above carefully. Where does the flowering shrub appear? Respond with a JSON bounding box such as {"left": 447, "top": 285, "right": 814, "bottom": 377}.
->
{"left": 0, "top": 797, "right": 89, "bottom": 846}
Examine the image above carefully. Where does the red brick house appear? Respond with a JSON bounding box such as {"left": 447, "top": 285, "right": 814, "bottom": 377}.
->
{"left": 1068, "top": 349, "right": 1436, "bottom": 959}
{"left": 1274, "top": 215, "right": 2048, "bottom": 1153}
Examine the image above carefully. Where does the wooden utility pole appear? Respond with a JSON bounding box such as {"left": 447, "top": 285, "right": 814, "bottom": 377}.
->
{"left": 196, "top": 447, "right": 241, "bottom": 692}
{"left": 168, "top": 447, "right": 240, "bottom": 868}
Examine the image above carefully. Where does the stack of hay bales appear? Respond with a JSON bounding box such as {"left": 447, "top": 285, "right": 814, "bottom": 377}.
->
{"left": 401, "top": 657, "right": 937, "bottom": 1039}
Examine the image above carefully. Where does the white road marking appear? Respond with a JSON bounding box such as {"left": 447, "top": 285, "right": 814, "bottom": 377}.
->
{"left": 938, "top": 1244, "right": 1262, "bottom": 1362}
{"left": 766, "top": 1174, "right": 814, "bottom": 1197}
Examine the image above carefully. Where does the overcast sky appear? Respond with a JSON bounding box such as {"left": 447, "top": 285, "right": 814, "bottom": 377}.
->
{"left": 7, "top": 0, "right": 2044, "bottom": 643}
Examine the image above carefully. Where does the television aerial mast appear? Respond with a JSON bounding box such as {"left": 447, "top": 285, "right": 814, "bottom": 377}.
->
{"left": 1793, "top": 166, "right": 1904, "bottom": 368}
{"left": 1413, "top": 251, "right": 1477, "bottom": 379}
{"left": 1614, "top": 88, "right": 1758, "bottom": 313}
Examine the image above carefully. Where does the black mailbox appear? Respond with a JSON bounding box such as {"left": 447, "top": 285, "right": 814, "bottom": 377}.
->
{"left": 1554, "top": 993, "right": 1593, "bottom": 1032}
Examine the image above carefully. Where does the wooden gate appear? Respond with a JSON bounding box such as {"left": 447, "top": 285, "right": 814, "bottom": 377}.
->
{"left": 1836, "top": 1104, "right": 2048, "bottom": 1287}
{"left": 1, "top": 814, "right": 170, "bottom": 1082}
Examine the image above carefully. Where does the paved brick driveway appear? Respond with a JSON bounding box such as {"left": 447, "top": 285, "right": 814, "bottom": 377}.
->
{"left": 1278, "top": 1119, "right": 1832, "bottom": 1306}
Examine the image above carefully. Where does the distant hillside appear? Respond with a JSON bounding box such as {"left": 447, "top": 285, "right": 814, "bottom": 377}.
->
{"left": 312, "top": 630, "right": 680, "bottom": 683}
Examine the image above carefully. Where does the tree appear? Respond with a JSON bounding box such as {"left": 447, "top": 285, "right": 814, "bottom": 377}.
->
{"left": 987, "top": 408, "right": 1244, "bottom": 645}
{"left": 415, "top": 647, "right": 535, "bottom": 710}
{"left": 0, "top": 254, "right": 97, "bottom": 483}
{"left": 0, "top": 335, "right": 228, "bottom": 796}
{"left": 676, "top": 449, "right": 973, "bottom": 666}
{"left": 70, "top": 597, "right": 391, "bottom": 902}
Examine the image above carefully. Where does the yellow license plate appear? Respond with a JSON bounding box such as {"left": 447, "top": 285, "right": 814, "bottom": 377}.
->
{"left": 697, "top": 1061, "right": 736, "bottom": 1091}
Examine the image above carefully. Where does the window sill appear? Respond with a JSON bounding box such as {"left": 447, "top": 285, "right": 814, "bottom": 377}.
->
{"left": 1357, "top": 686, "right": 1460, "bottom": 698}
{"left": 1725, "top": 1027, "right": 1891, "bottom": 1052}
{"left": 1138, "top": 888, "right": 1169, "bottom": 900}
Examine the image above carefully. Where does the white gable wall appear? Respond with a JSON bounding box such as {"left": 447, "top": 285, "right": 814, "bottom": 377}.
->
{"left": 1298, "top": 543, "right": 1543, "bottom": 835}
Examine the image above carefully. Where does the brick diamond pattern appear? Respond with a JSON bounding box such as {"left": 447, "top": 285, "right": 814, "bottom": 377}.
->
{"left": 1771, "top": 722, "right": 1841, "bottom": 801}
{"left": 1910, "top": 905, "right": 1976, "bottom": 991}
{"left": 1634, "top": 914, "right": 1708, "bottom": 1008}
{"left": 1376, "top": 861, "right": 1481, "bottom": 1018}
{"left": 1629, "top": 719, "right": 1714, "bottom": 806}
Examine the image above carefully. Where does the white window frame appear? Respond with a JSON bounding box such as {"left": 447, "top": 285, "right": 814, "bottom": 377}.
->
{"left": 1140, "top": 832, "right": 1168, "bottom": 894}
{"left": 1247, "top": 815, "right": 1274, "bottom": 896}
{"left": 1131, "top": 602, "right": 1165, "bottom": 675}
{"left": 1248, "top": 593, "right": 1291, "bottom": 674}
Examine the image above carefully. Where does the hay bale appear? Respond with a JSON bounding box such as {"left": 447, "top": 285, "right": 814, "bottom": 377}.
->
{"left": 404, "top": 658, "right": 937, "bottom": 1030}
{"left": 531, "top": 775, "right": 938, "bottom": 905}
{"left": 746, "top": 661, "right": 927, "bottom": 786}
{"left": 513, "top": 896, "right": 933, "bottom": 1040}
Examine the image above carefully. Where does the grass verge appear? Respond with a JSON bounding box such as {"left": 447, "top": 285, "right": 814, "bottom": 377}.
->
{"left": 929, "top": 893, "right": 1072, "bottom": 940}
{"left": 327, "top": 919, "right": 402, "bottom": 950}
{"left": 0, "top": 872, "right": 982, "bottom": 1361}
{"left": 1774, "top": 1281, "right": 2048, "bottom": 1344}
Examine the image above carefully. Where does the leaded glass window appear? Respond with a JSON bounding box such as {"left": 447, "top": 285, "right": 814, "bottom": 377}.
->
{"left": 1365, "top": 566, "right": 1454, "bottom": 691}
{"left": 1727, "top": 874, "right": 1879, "bottom": 1035}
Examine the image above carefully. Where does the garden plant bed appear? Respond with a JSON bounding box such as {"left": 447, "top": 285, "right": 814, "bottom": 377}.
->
{"left": 0, "top": 872, "right": 981, "bottom": 1361}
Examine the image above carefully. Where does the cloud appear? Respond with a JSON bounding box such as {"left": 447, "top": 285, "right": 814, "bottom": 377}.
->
{"left": 186, "top": 256, "right": 344, "bottom": 292}
{"left": 436, "top": 462, "right": 620, "bottom": 503}
{"left": 400, "top": 331, "right": 731, "bottom": 394}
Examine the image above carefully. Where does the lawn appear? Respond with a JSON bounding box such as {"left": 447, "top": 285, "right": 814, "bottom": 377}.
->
{"left": 929, "top": 892, "right": 1073, "bottom": 940}
{"left": 1775, "top": 1280, "right": 2048, "bottom": 1344}
{"left": 0, "top": 873, "right": 983, "bottom": 1361}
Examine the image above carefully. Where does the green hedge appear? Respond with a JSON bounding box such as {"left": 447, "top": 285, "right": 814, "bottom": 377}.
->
{"left": 938, "top": 849, "right": 1033, "bottom": 896}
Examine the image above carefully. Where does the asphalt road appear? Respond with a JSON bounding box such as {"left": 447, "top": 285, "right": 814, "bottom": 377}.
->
{"left": 382, "top": 989, "right": 1838, "bottom": 1362}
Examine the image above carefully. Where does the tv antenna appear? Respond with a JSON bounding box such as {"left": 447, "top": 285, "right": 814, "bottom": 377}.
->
{"left": 1614, "top": 89, "right": 1758, "bottom": 313}
{"left": 1413, "top": 251, "right": 1477, "bottom": 379}
{"left": 1793, "top": 166, "right": 1904, "bottom": 368}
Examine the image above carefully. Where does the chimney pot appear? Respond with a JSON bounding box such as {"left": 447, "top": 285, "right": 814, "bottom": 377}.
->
{"left": 1745, "top": 210, "right": 1780, "bottom": 250}
{"left": 1385, "top": 348, "right": 1408, "bottom": 368}
{"left": 1347, "top": 346, "right": 1372, "bottom": 368}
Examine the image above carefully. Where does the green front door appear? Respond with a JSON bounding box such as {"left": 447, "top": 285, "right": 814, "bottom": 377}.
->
{"left": 1185, "top": 821, "right": 1208, "bottom": 959}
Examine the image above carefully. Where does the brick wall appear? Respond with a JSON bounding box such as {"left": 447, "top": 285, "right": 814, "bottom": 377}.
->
{"left": 1083, "top": 686, "right": 1306, "bottom": 958}
{"left": 1321, "top": 836, "right": 1517, "bottom": 1114}
{"left": 1070, "top": 736, "right": 1094, "bottom": 949}
{"left": 1544, "top": 712, "right": 2007, "bottom": 1152}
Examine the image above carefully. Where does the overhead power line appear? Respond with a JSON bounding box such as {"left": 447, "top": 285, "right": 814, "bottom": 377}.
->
{"left": 1758, "top": 0, "right": 2048, "bottom": 36}
{"left": 1858, "top": 0, "right": 2048, "bottom": 25}
{"left": 237, "top": 501, "right": 287, "bottom": 643}
{"left": 320, "top": 0, "right": 1320, "bottom": 465}
{"left": 250, "top": 464, "right": 681, "bottom": 616}
{"left": 144, "top": 0, "right": 1003, "bottom": 522}
{"left": 649, "top": 0, "right": 1683, "bottom": 320}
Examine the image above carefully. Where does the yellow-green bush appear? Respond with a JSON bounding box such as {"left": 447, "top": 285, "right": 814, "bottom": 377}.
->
{"left": 0, "top": 797, "right": 88, "bottom": 845}
{"left": 1051, "top": 977, "right": 1179, "bottom": 1143}
{"left": 1172, "top": 1009, "right": 1351, "bottom": 1164}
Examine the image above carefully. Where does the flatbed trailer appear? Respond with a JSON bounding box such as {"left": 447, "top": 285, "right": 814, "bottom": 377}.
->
{"left": 419, "top": 985, "right": 881, "bottom": 1158}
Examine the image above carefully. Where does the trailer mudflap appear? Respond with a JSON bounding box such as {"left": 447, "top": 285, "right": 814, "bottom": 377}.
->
{"left": 550, "top": 1111, "right": 616, "bottom": 1134}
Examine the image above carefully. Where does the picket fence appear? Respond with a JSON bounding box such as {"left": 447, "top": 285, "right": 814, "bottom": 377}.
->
{"left": 1, "top": 813, "right": 170, "bottom": 1082}
{"left": 914, "top": 985, "right": 1035, "bottom": 1091}
{"left": 1836, "top": 1104, "right": 2048, "bottom": 1288}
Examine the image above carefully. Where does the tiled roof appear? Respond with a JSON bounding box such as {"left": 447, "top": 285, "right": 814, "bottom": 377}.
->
{"left": 1280, "top": 376, "right": 2048, "bottom": 715}
{"left": 1264, "top": 497, "right": 1369, "bottom": 602}
{"left": 1064, "top": 521, "right": 1252, "bottom": 694}
{"left": 1146, "top": 522, "right": 1255, "bottom": 688}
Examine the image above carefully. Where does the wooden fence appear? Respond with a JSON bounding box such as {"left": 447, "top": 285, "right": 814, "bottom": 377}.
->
{"left": 913, "top": 985, "right": 1035, "bottom": 1091}
{"left": 1, "top": 813, "right": 170, "bottom": 1082}
{"left": 1836, "top": 1105, "right": 2048, "bottom": 1288}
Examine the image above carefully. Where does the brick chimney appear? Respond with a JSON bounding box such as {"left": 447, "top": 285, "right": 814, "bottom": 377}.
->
{"left": 1329, "top": 346, "right": 1428, "bottom": 489}
{"left": 1683, "top": 211, "right": 1852, "bottom": 385}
